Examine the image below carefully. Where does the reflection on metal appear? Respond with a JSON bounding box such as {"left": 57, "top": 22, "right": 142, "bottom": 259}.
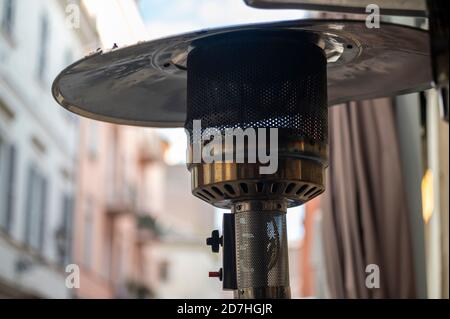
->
{"left": 244, "top": 0, "right": 427, "bottom": 17}
{"left": 188, "top": 156, "right": 326, "bottom": 209}
{"left": 52, "top": 20, "right": 432, "bottom": 127}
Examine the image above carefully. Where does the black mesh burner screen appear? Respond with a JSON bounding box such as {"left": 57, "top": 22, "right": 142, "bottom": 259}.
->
{"left": 185, "top": 30, "right": 328, "bottom": 145}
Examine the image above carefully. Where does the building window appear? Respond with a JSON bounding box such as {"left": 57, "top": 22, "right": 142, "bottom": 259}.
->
{"left": 0, "top": 136, "right": 16, "bottom": 232}
{"left": 37, "top": 14, "right": 49, "bottom": 82}
{"left": 1, "top": 0, "right": 15, "bottom": 37}
{"left": 24, "top": 165, "right": 48, "bottom": 251}
{"left": 56, "top": 194, "right": 74, "bottom": 266}
{"left": 159, "top": 260, "right": 169, "bottom": 282}
{"left": 87, "top": 121, "right": 98, "bottom": 159}
{"left": 83, "top": 198, "right": 94, "bottom": 268}
{"left": 107, "top": 129, "right": 118, "bottom": 202}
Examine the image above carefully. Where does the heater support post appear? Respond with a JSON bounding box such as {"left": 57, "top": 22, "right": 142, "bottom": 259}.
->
{"left": 231, "top": 200, "right": 291, "bottom": 299}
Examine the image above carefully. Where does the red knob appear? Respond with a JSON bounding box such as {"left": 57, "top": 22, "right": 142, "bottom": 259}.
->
{"left": 208, "top": 269, "right": 223, "bottom": 281}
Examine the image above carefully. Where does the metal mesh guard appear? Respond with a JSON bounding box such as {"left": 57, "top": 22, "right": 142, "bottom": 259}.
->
{"left": 235, "top": 211, "right": 289, "bottom": 288}
{"left": 185, "top": 30, "right": 328, "bottom": 144}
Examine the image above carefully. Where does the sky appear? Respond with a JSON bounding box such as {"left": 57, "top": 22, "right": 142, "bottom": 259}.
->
{"left": 138, "top": 0, "right": 306, "bottom": 40}
{"left": 138, "top": 0, "right": 306, "bottom": 241}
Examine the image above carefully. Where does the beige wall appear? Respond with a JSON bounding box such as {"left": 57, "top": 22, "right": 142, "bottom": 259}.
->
{"left": 74, "top": 120, "right": 165, "bottom": 298}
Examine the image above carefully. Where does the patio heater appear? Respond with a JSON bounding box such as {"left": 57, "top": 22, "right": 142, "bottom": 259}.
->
{"left": 52, "top": 2, "right": 436, "bottom": 298}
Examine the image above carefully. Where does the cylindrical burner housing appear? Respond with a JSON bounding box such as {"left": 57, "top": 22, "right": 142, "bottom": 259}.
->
{"left": 232, "top": 200, "right": 290, "bottom": 299}
{"left": 185, "top": 30, "right": 328, "bottom": 141}
{"left": 185, "top": 30, "right": 328, "bottom": 209}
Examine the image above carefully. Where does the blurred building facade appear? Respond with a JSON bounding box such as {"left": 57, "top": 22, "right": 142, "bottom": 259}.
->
{"left": 299, "top": 198, "right": 327, "bottom": 298}
{"left": 74, "top": 121, "right": 165, "bottom": 298}
{"left": 74, "top": 123, "right": 223, "bottom": 299}
{"left": 146, "top": 164, "right": 221, "bottom": 299}
{"left": 0, "top": 0, "right": 98, "bottom": 298}
{"left": 0, "top": 0, "right": 222, "bottom": 299}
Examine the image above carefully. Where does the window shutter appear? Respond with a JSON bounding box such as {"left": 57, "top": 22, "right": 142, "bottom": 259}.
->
{"left": 5, "top": 144, "right": 16, "bottom": 232}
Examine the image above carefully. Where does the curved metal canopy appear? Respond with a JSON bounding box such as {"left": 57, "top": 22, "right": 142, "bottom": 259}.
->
{"left": 52, "top": 19, "right": 432, "bottom": 127}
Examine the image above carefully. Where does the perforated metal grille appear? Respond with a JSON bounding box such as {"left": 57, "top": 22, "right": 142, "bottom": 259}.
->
{"left": 185, "top": 31, "right": 328, "bottom": 145}
{"left": 235, "top": 211, "right": 289, "bottom": 288}
{"left": 194, "top": 180, "right": 324, "bottom": 208}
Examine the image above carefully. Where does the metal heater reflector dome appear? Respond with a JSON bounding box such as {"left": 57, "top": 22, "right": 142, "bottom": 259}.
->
{"left": 52, "top": 20, "right": 432, "bottom": 127}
